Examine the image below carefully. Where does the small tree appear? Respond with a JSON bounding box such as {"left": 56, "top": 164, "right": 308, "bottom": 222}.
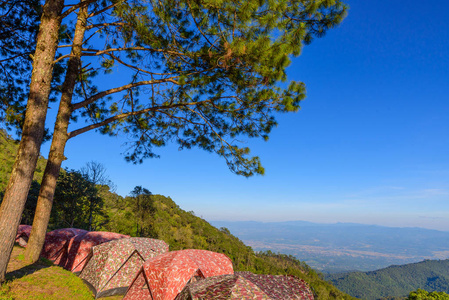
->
{"left": 50, "top": 169, "right": 103, "bottom": 229}
{"left": 80, "top": 161, "right": 112, "bottom": 230}
{"left": 129, "top": 186, "right": 156, "bottom": 237}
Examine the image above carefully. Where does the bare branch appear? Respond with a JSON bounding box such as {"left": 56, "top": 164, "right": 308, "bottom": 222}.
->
{"left": 68, "top": 100, "right": 209, "bottom": 139}
{"left": 61, "top": 0, "right": 96, "bottom": 19}
{"left": 0, "top": 52, "right": 32, "bottom": 63}
{"left": 88, "top": 1, "right": 120, "bottom": 18}
{"left": 104, "top": 52, "right": 172, "bottom": 76}
{"left": 86, "top": 22, "right": 125, "bottom": 30}
{"left": 53, "top": 54, "right": 71, "bottom": 64}
{"left": 82, "top": 47, "right": 185, "bottom": 57}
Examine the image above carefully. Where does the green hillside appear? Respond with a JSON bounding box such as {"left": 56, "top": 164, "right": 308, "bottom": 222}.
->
{"left": 327, "top": 259, "right": 449, "bottom": 299}
{"left": 99, "top": 189, "right": 354, "bottom": 299}
{"left": 0, "top": 129, "right": 46, "bottom": 191}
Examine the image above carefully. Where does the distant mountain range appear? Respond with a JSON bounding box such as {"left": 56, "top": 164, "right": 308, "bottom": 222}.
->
{"left": 210, "top": 220, "right": 449, "bottom": 273}
{"left": 326, "top": 259, "right": 449, "bottom": 299}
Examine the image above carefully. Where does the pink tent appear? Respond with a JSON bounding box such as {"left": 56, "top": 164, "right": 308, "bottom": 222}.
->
{"left": 41, "top": 228, "right": 88, "bottom": 262}
{"left": 55, "top": 231, "right": 129, "bottom": 273}
{"left": 123, "top": 249, "right": 234, "bottom": 300}
{"left": 15, "top": 225, "right": 32, "bottom": 247}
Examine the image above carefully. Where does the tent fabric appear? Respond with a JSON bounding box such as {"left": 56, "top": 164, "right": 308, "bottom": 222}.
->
{"left": 176, "top": 272, "right": 314, "bottom": 300}
{"left": 176, "top": 274, "right": 270, "bottom": 300}
{"left": 123, "top": 249, "right": 234, "bottom": 300}
{"left": 236, "top": 271, "right": 314, "bottom": 300}
{"left": 15, "top": 225, "right": 32, "bottom": 247}
{"left": 55, "top": 231, "right": 130, "bottom": 273}
{"left": 41, "top": 228, "right": 88, "bottom": 261}
{"left": 79, "top": 237, "right": 169, "bottom": 298}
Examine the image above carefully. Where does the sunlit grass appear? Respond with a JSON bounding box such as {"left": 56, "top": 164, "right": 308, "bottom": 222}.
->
{"left": 1, "top": 246, "right": 94, "bottom": 300}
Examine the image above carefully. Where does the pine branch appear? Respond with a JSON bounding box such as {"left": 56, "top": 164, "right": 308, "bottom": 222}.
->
{"left": 71, "top": 78, "right": 180, "bottom": 111}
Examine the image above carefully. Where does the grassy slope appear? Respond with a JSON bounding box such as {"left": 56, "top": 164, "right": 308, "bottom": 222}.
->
{"left": 1, "top": 246, "right": 94, "bottom": 300}
{"left": 327, "top": 259, "right": 449, "bottom": 299}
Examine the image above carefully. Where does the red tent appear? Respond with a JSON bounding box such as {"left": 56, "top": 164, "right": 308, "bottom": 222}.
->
{"left": 55, "top": 231, "right": 129, "bottom": 273}
{"left": 41, "top": 228, "right": 88, "bottom": 262}
{"left": 80, "top": 237, "right": 169, "bottom": 298}
{"left": 123, "top": 249, "right": 234, "bottom": 300}
{"left": 15, "top": 224, "right": 32, "bottom": 247}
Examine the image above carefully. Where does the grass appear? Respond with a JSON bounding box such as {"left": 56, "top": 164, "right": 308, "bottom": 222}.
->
{"left": 0, "top": 246, "right": 122, "bottom": 300}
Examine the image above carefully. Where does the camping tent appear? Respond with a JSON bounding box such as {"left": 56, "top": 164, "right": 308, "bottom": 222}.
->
{"left": 80, "top": 237, "right": 169, "bottom": 298}
{"left": 15, "top": 225, "right": 32, "bottom": 247}
{"left": 237, "top": 271, "right": 314, "bottom": 300}
{"left": 41, "top": 228, "right": 88, "bottom": 262}
{"left": 123, "top": 249, "right": 234, "bottom": 300}
{"left": 55, "top": 231, "right": 129, "bottom": 273}
{"left": 176, "top": 271, "right": 314, "bottom": 300}
{"left": 175, "top": 274, "right": 269, "bottom": 300}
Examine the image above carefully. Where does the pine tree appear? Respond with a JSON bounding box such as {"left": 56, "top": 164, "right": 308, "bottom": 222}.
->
{"left": 0, "top": 0, "right": 65, "bottom": 282}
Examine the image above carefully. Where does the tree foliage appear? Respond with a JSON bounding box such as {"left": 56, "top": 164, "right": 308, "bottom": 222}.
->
{"left": 59, "top": 0, "right": 348, "bottom": 176}
{"left": 50, "top": 169, "right": 104, "bottom": 229}
{"left": 128, "top": 186, "right": 156, "bottom": 237}
{"left": 408, "top": 289, "right": 449, "bottom": 300}
{"left": 0, "top": 0, "right": 41, "bottom": 131}
{"left": 328, "top": 259, "right": 449, "bottom": 299}
{"left": 0, "top": 0, "right": 67, "bottom": 137}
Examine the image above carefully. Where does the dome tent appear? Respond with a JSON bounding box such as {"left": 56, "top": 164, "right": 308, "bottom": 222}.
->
{"left": 41, "top": 228, "right": 88, "bottom": 262}
{"left": 55, "top": 231, "right": 129, "bottom": 273}
{"left": 80, "top": 237, "right": 169, "bottom": 298}
{"left": 176, "top": 271, "right": 314, "bottom": 300}
{"left": 123, "top": 249, "right": 234, "bottom": 300}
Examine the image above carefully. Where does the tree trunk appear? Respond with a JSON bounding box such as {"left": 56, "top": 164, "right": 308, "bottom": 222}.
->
{"left": 24, "top": 5, "right": 88, "bottom": 263}
{"left": 89, "top": 203, "right": 93, "bottom": 231}
{"left": 0, "top": 0, "right": 64, "bottom": 282}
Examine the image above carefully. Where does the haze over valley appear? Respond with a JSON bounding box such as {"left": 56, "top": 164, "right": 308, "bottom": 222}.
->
{"left": 211, "top": 220, "right": 449, "bottom": 273}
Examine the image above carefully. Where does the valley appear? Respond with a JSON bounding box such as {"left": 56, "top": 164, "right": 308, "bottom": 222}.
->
{"left": 211, "top": 221, "right": 449, "bottom": 273}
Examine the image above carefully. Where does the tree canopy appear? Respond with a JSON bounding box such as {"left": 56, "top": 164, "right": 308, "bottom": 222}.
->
{"left": 0, "top": 0, "right": 41, "bottom": 131}
{"left": 408, "top": 289, "right": 449, "bottom": 300}
{"left": 61, "top": 0, "right": 348, "bottom": 176}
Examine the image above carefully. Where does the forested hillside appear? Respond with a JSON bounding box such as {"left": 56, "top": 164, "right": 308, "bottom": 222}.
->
{"left": 98, "top": 188, "right": 354, "bottom": 299}
{"left": 327, "top": 259, "right": 449, "bottom": 299}
{"left": 0, "top": 129, "right": 46, "bottom": 191}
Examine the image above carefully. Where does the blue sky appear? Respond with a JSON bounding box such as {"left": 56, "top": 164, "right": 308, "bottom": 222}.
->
{"left": 40, "top": 0, "right": 449, "bottom": 231}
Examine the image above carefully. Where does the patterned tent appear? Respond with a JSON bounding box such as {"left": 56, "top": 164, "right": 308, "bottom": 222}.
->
{"left": 176, "top": 272, "right": 314, "bottom": 300}
{"left": 15, "top": 225, "right": 32, "bottom": 247}
{"left": 41, "top": 228, "right": 88, "bottom": 262}
{"left": 80, "top": 237, "right": 169, "bottom": 298}
{"left": 55, "top": 231, "right": 129, "bottom": 273}
{"left": 123, "top": 249, "right": 234, "bottom": 300}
